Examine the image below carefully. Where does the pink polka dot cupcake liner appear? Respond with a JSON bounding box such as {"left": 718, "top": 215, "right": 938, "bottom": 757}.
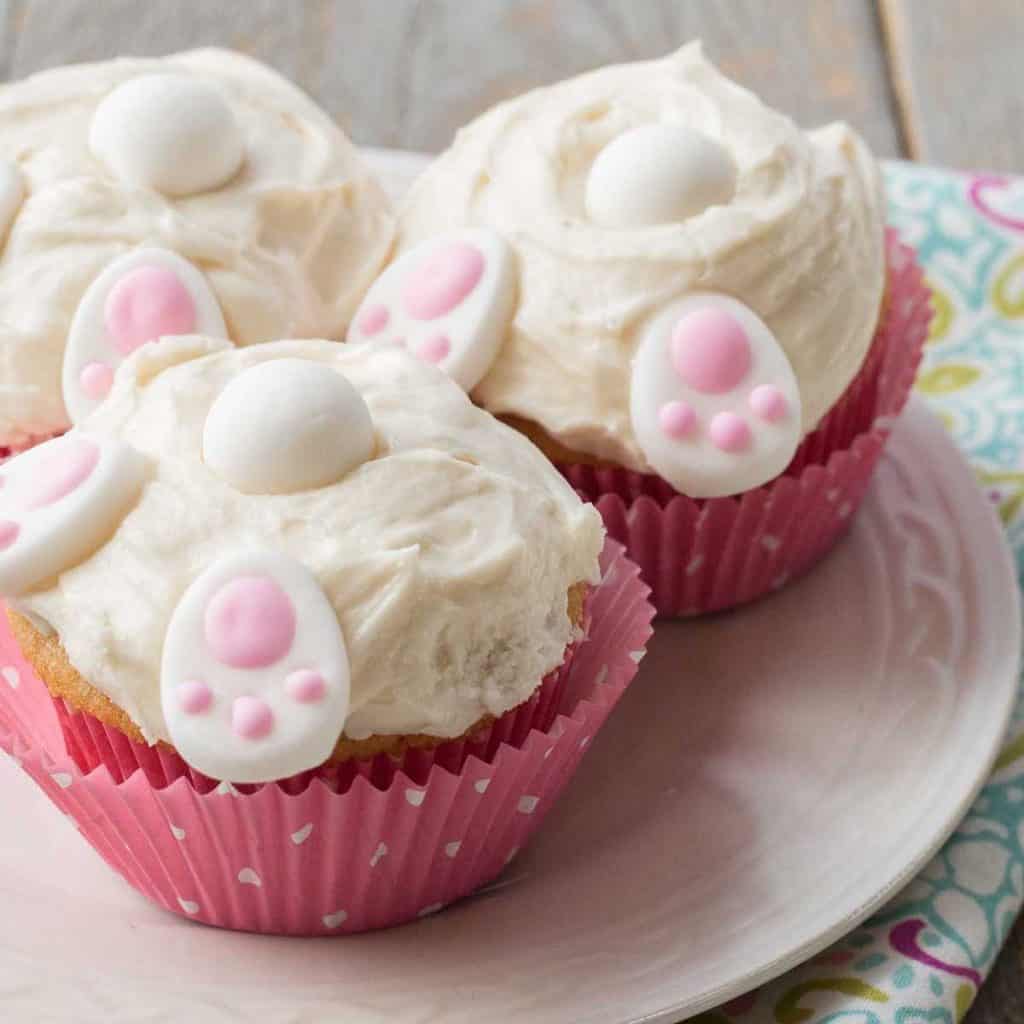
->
{"left": 48, "top": 630, "right": 584, "bottom": 795}
{"left": 0, "top": 540, "right": 653, "bottom": 935}
{"left": 559, "top": 229, "right": 931, "bottom": 616}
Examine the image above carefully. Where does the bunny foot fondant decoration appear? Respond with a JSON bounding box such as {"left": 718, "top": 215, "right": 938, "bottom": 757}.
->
{"left": 161, "top": 550, "right": 351, "bottom": 784}
{"left": 348, "top": 229, "right": 516, "bottom": 391}
{"left": 630, "top": 295, "right": 802, "bottom": 497}
{"left": 63, "top": 247, "right": 228, "bottom": 423}
{"left": 0, "top": 433, "right": 148, "bottom": 595}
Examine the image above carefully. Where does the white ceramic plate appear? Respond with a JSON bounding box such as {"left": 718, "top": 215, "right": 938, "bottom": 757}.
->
{"left": 0, "top": 154, "right": 1018, "bottom": 1024}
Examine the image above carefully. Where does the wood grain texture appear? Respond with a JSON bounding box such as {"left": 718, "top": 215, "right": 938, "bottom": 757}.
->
{"left": 880, "top": 0, "right": 1024, "bottom": 171}
{"left": 5, "top": 0, "right": 902, "bottom": 156}
{"left": 966, "top": 920, "right": 1024, "bottom": 1023}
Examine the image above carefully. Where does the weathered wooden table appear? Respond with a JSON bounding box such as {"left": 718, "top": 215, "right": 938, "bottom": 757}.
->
{"left": 1, "top": 1, "right": 1021, "bottom": 1020}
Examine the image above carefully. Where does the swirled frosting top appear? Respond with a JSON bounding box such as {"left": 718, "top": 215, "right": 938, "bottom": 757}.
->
{"left": 15, "top": 338, "right": 604, "bottom": 746}
{"left": 0, "top": 48, "right": 395, "bottom": 446}
{"left": 397, "top": 43, "right": 886, "bottom": 471}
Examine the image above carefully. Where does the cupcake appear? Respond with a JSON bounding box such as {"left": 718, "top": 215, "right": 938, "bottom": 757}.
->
{"left": 0, "top": 49, "right": 395, "bottom": 455}
{"left": 347, "top": 42, "right": 930, "bottom": 615}
{"left": 0, "top": 337, "right": 652, "bottom": 933}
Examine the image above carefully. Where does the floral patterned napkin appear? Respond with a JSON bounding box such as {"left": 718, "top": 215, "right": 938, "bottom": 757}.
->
{"left": 695, "top": 163, "right": 1024, "bottom": 1024}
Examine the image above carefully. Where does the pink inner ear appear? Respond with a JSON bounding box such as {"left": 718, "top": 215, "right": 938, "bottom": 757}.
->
{"left": 0, "top": 520, "right": 18, "bottom": 551}
{"left": 21, "top": 438, "right": 100, "bottom": 509}
{"left": 204, "top": 575, "right": 296, "bottom": 670}
{"left": 104, "top": 265, "right": 197, "bottom": 356}
{"left": 402, "top": 242, "right": 485, "bottom": 321}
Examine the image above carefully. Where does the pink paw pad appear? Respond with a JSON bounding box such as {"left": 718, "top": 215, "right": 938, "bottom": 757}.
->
{"left": 347, "top": 229, "right": 517, "bottom": 391}
{"left": 232, "top": 697, "right": 274, "bottom": 740}
{"left": 286, "top": 669, "right": 327, "bottom": 704}
{"left": 0, "top": 433, "right": 148, "bottom": 596}
{"left": 630, "top": 294, "right": 802, "bottom": 498}
{"left": 177, "top": 680, "right": 213, "bottom": 715}
{"left": 62, "top": 247, "right": 228, "bottom": 425}
{"left": 402, "top": 242, "right": 485, "bottom": 320}
{"left": 104, "top": 265, "right": 197, "bottom": 355}
{"left": 161, "top": 551, "right": 351, "bottom": 784}
{"left": 204, "top": 576, "right": 297, "bottom": 670}
{"left": 79, "top": 362, "right": 115, "bottom": 401}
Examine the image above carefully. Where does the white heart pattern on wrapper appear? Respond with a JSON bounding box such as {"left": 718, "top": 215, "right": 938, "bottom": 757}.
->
{"left": 630, "top": 294, "right": 802, "bottom": 498}
{"left": 161, "top": 550, "right": 351, "bottom": 784}
{"left": 62, "top": 247, "right": 229, "bottom": 424}
{"left": 0, "top": 433, "right": 148, "bottom": 596}
{"left": 347, "top": 228, "right": 517, "bottom": 391}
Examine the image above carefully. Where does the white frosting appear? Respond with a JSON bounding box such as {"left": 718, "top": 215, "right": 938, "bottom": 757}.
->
{"left": 161, "top": 550, "right": 352, "bottom": 783}
{"left": 18, "top": 338, "right": 604, "bottom": 745}
{"left": 202, "top": 359, "right": 375, "bottom": 495}
{"left": 585, "top": 124, "right": 737, "bottom": 228}
{"left": 62, "top": 246, "right": 229, "bottom": 423}
{"left": 397, "top": 42, "right": 886, "bottom": 474}
{"left": 630, "top": 294, "right": 801, "bottom": 497}
{"left": 0, "top": 160, "right": 24, "bottom": 240}
{"left": 348, "top": 228, "right": 517, "bottom": 392}
{"left": 0, "top": 49, "right": 395, "bottom": 448}
{"left": 0, "top": 432, "right": 148, "bottom": 596}
{"left": 89, "top": 74, "right": 244, "bottom": 197}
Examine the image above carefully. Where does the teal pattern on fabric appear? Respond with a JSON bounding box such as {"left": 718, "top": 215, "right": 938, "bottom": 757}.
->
{"left": 703, "top": 162, "right": 1024, "bottom": 1023}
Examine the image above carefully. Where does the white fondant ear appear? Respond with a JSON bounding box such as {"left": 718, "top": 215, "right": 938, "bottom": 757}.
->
{"left": 62, "top": 247, "right": 229, "bottom": 424}
{"left": 347, "top": 228, "right": 516, "bottom": 392}
{"left": 90, "top": 73, "right": 244, "bottom": 197}
{"left": 585, "top": 124, "right": 737, "bottom": 228}
{"left": 0, "top": 433, "right": 148, "bottom": 596}
{"left": 630, "top": 295, "right": 801, "bottom": 498}
{"left": 0, "top": 160, "right": 25, "bottom": 240}
{"left": 203, "top": 359, "right": 375, "bottom": 495}
{"left": 161, "top": 551, "right": 351, "bottom": 784}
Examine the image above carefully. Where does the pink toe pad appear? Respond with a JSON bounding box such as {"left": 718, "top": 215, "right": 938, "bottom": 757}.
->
{"left": 749, "top": 385, "right": 789, "bottom": 422}
{"left": 232, "top": 696, "right": 274, "bottom": 740}
{"left": 80, "top": 362, "right": 115, "bottom": 401}
{"left": 708, "top": 412, "right": 752, "bottom": 453}
{"left": 658, "top": 401, "right": 697, "bottom": 439}
{"left": 285, "top": 669, "right": 327, "bottom": 704}
{"left": 178, "top": 679, "right": 213, "bottom": 715}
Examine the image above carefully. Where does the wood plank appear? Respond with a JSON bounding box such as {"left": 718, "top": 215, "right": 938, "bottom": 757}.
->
{"left": 966, "top": 918, "right": 1024, "bottom": 1023}
{"left": 5, "top": 0, "right": 902, "bottom": 157}
{"left": 880, "top": 0, "right": 1024, "bottom": 171}
{"left": 6, "top": 0, "right": 335, "bottom": 106}
{"left": 316, "top": 0, "right": 903, "bottom": 154}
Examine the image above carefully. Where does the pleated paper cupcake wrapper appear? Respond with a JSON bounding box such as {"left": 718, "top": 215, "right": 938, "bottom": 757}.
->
{"left": 560, "top": 229, "right": 932, "bottom": 616}
{"left": 50, "top": 625, "right": 585, "bottom": 795}
{"left": 0, "top": 540, "right": 653, "bottom": 935}
{"left": 0, "top": 431, "right": 60, "bottom": 464}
